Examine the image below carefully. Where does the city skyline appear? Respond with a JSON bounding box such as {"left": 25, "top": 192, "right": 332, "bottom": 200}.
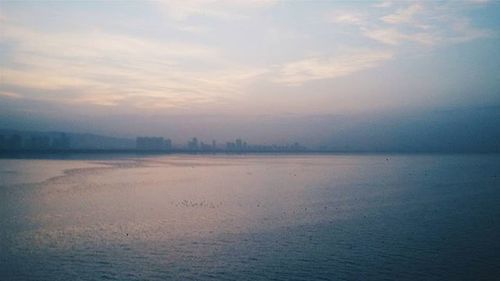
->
{"left": 0, "top": 129, "right": 308, "bottom": 153}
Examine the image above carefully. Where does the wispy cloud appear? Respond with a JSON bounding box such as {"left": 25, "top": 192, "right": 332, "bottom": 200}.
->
{"left": 1, "top": 0, "right": 498, "bottom": 118}
{"left": 0, "top": 91, "right": 23, "bottom": 99}
{"left": 327, "top": 11, "right": 364, "bottom": 26}
{"left": 446, "top": 18, "right": 494, "bottom": 43}
{"left": 468, "top": 0, "right": 491, "bottom": 4}
{"left": 174, "top": 24, "right": 211, "bottom": 33}
{"left": 373, "top": 1, "right": 393, "bottom": 8}
{"left": 381, "top": 3, "right": 422, "bottom": 24}
{"left": 355, "top": 2, "right": 495, "bottom": 46}
{"left": 0, "top": 21, "right": 262, "bottom": 109}
{"left": 363, "top": 28, "right": 437, "bottom": 46}
{"left": 157, "top": 0, "right": 277, "bottom": 21}
{"left": 1, "top": 24, "right": 216, "bottom": 60}
{"left": 274, "top": 50, "right": 394, "bottom": 86}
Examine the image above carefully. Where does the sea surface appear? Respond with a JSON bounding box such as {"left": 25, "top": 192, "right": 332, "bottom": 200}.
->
{"left": 1, "top": 154, "right": 499, "bottom": 281}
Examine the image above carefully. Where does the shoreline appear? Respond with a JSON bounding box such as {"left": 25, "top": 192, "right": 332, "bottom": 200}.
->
{"left": 1, "top": 149, "right": 499, "bottom": 158}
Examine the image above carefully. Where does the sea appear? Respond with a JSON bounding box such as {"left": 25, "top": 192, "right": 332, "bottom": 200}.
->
{"left": 1, "top": 154, "right": 499, "bottom": 281}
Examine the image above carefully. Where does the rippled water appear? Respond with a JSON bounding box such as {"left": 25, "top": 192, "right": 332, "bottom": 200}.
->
{"left": 1, "top": 154, "right": 499, "bottom": 280}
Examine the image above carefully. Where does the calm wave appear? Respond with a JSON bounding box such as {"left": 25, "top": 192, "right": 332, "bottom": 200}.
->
{"left": 1, "top": 154, "right": 499, "bottom": 280}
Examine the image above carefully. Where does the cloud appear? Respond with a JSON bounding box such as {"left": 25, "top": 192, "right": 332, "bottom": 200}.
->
{"left": 0, "top": 22, "right": 263, "bottom": 110}
{"left": 363, "top": 28, "right": 406, "bottom": 45}
{"left": 468, "top": 0, "right": 491, "bottom": 4}
{"left": 1, "top": 24, "right": 216, "bottom": 60}
{"left": 174, "top": 24, "right": 211, "bottom": 33}
{"left": 157, "top": 0, "right": 277, "bottom": 21}
{"left": 274, "top": 50, "right": 394, "bottom": 86}
{"left": 359, "top": 2, "right": 494, "bottom": 46}
{"left": 373, "top": 1, "right": 393, "bottom": 8}
{"left": 447, "top": 18, "right": 494, "bottom": 43}
{"left": 363, "top": 28, "right": 437, "bottom": 45}
{"left": 0, "top": 91, "right": 23, "bottom": 99}
{"left": 327, "top": 12, "right": 364, "bottom": 26}
{"left": 381, "top": 3, "right": 422, "bottom": 24}
{"left": 1, "top": 0, "right": 497, "bottom": 117}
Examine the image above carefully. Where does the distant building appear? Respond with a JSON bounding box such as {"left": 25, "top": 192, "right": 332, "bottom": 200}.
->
{"left": 7, "top": 134, "right": 23, "bottom": 150}
{"left": 200, "top": 141, "right": 214, "bottom": 151}
{"left": 226, "top": 141, "right": 235, "bottom": 151}
{"left": 136, "top": 137, "right": 171, "bottom": 151}
{"left": 291, "top": 142, "right": 306, "bottom": 151}
{"left": 187, "top": 137, "right": 199, "bottom": 151}
{"left": 28, "top": 135, "right": 51, "bottom": 150}
{"left": 164, "top": 138, "right": 172, "bottom": 150}
{"left": 51, "top": 133, "right": 71, "bottom": 149}
{"left": 226, "top": 138, "right": 248, "bottom": 152}
{"left": 236, "top": 139, "right": 242, "bottom": 150}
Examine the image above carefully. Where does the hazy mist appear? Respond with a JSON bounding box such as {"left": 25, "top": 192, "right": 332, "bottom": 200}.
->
{"left": 1, "top": 1, "right": 499, "bottom": 152}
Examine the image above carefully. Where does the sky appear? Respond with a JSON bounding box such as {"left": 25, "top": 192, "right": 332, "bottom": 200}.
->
{"left": 0, "top": 0, "right": 499, "bottom": 150}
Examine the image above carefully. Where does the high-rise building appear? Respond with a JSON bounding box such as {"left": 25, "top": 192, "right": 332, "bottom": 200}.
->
{"left": 136, "top": 137, "right": 170, "bottom": 150}
{"left": 51, "top": 133, "right": 71, "bottom": 149}
{"left": 28, "top": 135, "right": 51, "bottom": 150}
{"left": 0, "top": 135, "right": 5, "bottom": 150}
{"left": 7, "top": 134, "right": 23, "bottom": 150}
{"left": 187, "top": 137, "right": 199, "bottom": 151}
